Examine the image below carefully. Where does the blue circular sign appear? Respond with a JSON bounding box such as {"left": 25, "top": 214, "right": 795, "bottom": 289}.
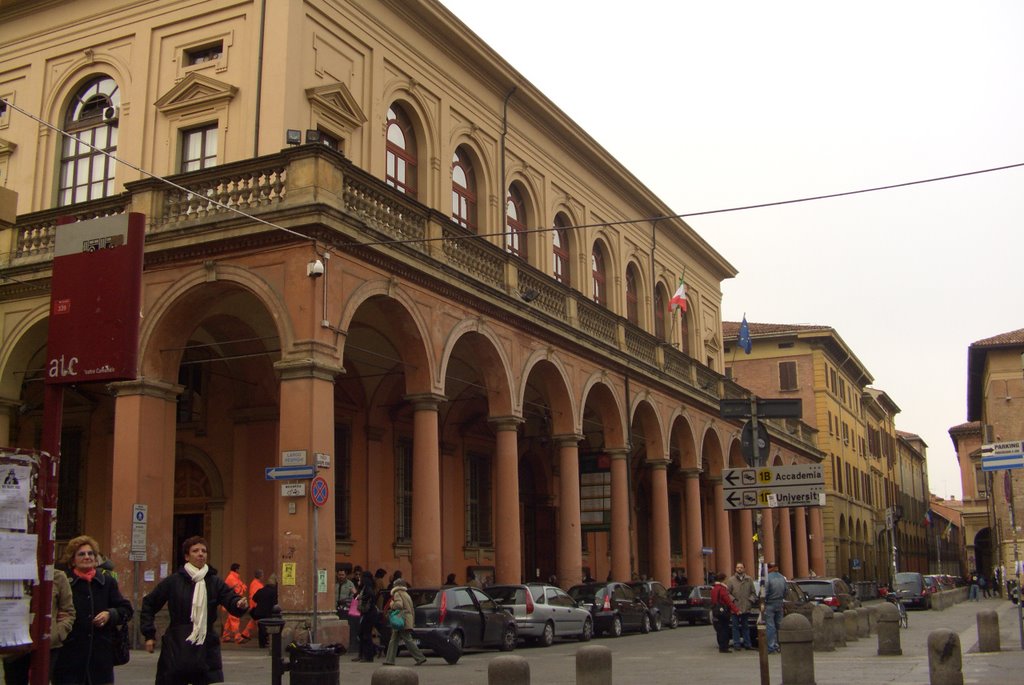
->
{"left": 311, "top": 475, "right": 329, "bottom": 507}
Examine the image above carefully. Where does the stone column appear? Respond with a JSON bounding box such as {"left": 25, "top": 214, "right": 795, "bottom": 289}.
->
{"left": 738, "top": 509, "right": 755, "bottom": 572}
{"left": 609, "top": 449, "right": 631, "bottom": 582}
{"left": 492, "top": 416, "right": 524, "bottom": 584}
{"left": 778, "top": 507, "right": 794, "bottom": 578}
{"left": 809, "top": 506, "right": 825, "bottom": 576}
{"left": 276, "top": 359, "right": 340, "bottom": 612}
{"left": 555, "top": 435, "right": 584, "bottom": 589}
{"left": 648, "top": 459, "right": 671, "bottom": 585}
{"left": 683, "top": 469, "right": 704, "bottom": 585}
{"left": 762, "top": 508, "right": 776, "bottom": 568}
{"left": 108, "top": 378, "right": 181, "bottom": 596}
{"left": 794, "top": 507, "right": 810, "bottom": 578}
{"left": 408, "top": 393, "right": 446, "bottom": 586}
{"left": 712, "top": 478, "right": 733, "bottom": 574}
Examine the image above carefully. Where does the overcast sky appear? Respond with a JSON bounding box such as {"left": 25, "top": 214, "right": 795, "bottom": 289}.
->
{"left": 439, "top": 0, "right": 1024, "bottom": 500}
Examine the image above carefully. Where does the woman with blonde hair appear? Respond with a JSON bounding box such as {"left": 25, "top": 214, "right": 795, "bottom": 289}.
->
{"left": 52, "top": 535, "right": 133, "bottom": 685}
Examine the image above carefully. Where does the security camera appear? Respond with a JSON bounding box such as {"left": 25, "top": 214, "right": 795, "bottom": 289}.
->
{"left": 307, "top": 259, "right": 325, "bottom": 278}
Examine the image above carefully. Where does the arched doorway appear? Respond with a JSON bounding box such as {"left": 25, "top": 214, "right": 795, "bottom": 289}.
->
{"left": 520, "top": 455, "right": 555, "bottom": 582}
{"left": 974, "top": 528, "right": 992, "bottom": 576}
{"left": 173, "top": 447, "right": 225, "bottom": 569}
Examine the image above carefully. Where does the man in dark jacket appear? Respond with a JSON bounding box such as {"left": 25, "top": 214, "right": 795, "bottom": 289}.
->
{"left": 141, "top": 537, "right": 248, "bottom": 685}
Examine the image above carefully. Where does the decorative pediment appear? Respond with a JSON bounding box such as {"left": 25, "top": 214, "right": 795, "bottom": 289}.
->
{"left": 155, "top": 73, "right": 238, "bottom": 114}
{"left": 305, "top": 82, "right": 367, "bottom": 132}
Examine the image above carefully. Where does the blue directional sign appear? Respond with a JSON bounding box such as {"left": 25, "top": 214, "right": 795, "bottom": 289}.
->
{"left": 265, "top": 465, "right": 316, "bottom": 480}
{"left": 982, "top": 454, "right": 1024, "bottom": 471}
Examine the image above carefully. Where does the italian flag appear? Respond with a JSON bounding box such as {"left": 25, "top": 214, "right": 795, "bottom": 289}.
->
{"left": 670, "top": 276, "right": 687, "bottom": 313}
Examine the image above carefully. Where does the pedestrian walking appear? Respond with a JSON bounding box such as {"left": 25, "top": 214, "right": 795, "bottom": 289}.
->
{"left": 219, "top": 563, "right": 247, "bottom": 642}
{"left": 710, "top": 573, "right": 740, "bottom": 653}
{"left": 53, "top": 535, "right": 134, "bottom": 685}
{"left": 355, "top": 571, "right": 379, "bottom": 662}
{"left": 763, "top": 562, "right": 786, "bottom": 654}
{"left": 250, "top": 574, "right": 278, "bottom": 648}
{"left": 382, "top": 579, "right": 427, "bottom": 666}
{"left": 140, "top": 536, "right": 249, "bottom": 685}
{"left": 238, "top": 569, "right": 264, "bottom": 643}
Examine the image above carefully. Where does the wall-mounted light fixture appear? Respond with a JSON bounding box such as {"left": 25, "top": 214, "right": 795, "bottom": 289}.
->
{"left": 305, "top": 129, "right": 321, "bottom": 144}
{"left": 286, "top": 129, "right": 302, "bottom": 145}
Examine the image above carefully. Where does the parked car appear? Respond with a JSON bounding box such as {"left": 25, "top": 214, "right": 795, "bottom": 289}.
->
{"left": 567, "top": 582, "right": 651, "bottom": 637}
{"left": 893, "top": 571, "right": 930, "bottom": 609}
{"left": 485, "top": 583, "right": 594, "bottom": 646}
{"left": 793, "top": 577, "right": 860, "bottom": 612}
{"left": 627, "top": 580, "right": 678, "bottom": 630}
{"left": 783, "top": 581, "right": 818, "bottom": 619}
{"left": 408, "top": 586, "right": 518, "bottom": 664}
{"left": 669, "top": 584, "right": 712, "bottom": 625}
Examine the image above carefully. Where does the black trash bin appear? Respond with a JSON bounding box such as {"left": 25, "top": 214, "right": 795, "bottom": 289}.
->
{"left": 287, "top": 643, "right": 343, "bottom": 685}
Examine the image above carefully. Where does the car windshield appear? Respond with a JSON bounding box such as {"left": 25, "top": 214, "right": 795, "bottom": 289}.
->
{"left": 487, "top": 586, "right": 526, "bottom": 604}
{"left": 895, "top": 573, "right": 922, "bottom": 591}
{"left": 568, "top": 585, "right": 598, "bottom": 603}
{"left": 796, "top": 581, "right": 833, "bottom": 597}
{"left": 409, "top": 589, "right": 439, "bottom": 607}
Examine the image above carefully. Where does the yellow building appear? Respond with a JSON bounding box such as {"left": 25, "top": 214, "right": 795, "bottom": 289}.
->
{"left": 1, "top": 0, "right": 824, "bottom": 635}
{"left": 723, "top": 322, "right": 930, "bottom": 582}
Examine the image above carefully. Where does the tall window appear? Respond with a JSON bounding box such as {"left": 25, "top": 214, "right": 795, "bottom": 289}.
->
{"left": 591, "top": 243, "right": 607, "bottom": 306}
{"left": 625, "top": 264, "right": 639, "bottom": 324}
{"left": 505, "top": 185, "right": 527, "bottom": 258}
{"left": 395, "top": 440, "right": 413, "bottom": 543}
{"left": 465, "top": 452, "right": 493, "bottom": 546}
{"left": 654, "top": 286, "right": 666, "bottom": 340}
{"left": 451, "top": 146, "right": 477, "bottom": 230}
{"left": 385, "top": 104, "right": 416, "bottom": 197}
{"left": 59, "top": 76, "right": 120, "bottom": 206}
{"left": 180, "top": 124, "right": 218, "bottom": 172}
{"left": 552, "top": 213, "right": 571, "bottom": 285}
{"left": 334, "top": 426, "right": 351, "bottom": 539}
{"left": 679, "top": 312, "right": 690, "bottom": 355}
{"left": 778, "top": 361, "right": 797, "bottom": 391}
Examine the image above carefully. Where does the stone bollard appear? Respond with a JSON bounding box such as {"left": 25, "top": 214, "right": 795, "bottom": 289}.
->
{"left": 856, "top": 607, "right": 870, "bottom": 637}
{"left": 779, "top": 613, "right": 816, "bottom": 685}
{"left": 371, "top": 666, "right": 418, "bottom": 685}
{"left": 977, "top": 610, "right": 1000, "bottom": 653}
{"left": 489, "top": 655, "right": 530, "bottom": 685}
{"left": 833, "top": 610, "right": 847, "bottom": 647}
{"left": 876, "top": 602, "right": 902, "bottom": 656}
{"left": 810, "top": 605, "right": 835, "bottom": 652}
{"left": 927, "top": 629, "right": 963, "bottom": 685}
{"left": 843, "top": 609, "right": 859, "bottom": 641}
{"left": 866, "top": 605, "right": 879, "bottom": 634}
{"left": 576, "top": 645, "right": 612, "bottom": 685}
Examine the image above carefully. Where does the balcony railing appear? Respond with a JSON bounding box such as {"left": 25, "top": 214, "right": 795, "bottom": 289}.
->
{"left": 3, "top": 145, "right": 818, "bottom": 455}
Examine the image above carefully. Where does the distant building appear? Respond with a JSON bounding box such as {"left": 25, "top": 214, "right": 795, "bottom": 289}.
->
{"left": 723, "top": 322, "right": 929, "bottom": 580}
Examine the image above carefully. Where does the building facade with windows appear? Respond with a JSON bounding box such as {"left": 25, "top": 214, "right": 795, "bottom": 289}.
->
{"left": 722, "top": 322, "right": 930, "bottom": 581}
{"left": 960, "top": 329, "right": 1024, "bottom": 582}
{"left": 0, "top": 0, "right": 824, "bottom": 632}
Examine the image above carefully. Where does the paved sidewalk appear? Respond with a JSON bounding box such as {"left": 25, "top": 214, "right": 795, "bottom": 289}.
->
{"left": 106, "top": 596, "right": 1024, "bottom": 684}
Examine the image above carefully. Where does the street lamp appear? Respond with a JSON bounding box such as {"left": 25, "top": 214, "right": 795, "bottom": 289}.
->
{"left": 262, "top": 605, "right": 288, "bottom": 685}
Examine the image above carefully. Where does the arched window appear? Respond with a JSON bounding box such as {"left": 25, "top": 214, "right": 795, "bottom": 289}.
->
{"left": 451, "top": 146, "right": 476, "bottom": 230}
{"left": 385, "top": 103, "right": 417, "bottom": 197}
{"left": 625, "top": 264, "right": 639, "bottom": 324}
{"left": 654, "top": 285, "right": 667, "bottom": 340}
{"left": 591, "top": 242, "right": 607, "bottom": 306}
{"left": 679, "top": 309, "right": 690, "bottom": 355}
{"left": 59, "top": 76, "right": 120, "bottom": 207}
{"left": 505, "top": 184, "right": 527, "bottom": 259}
{"left": 552, "top": 213, "right": 571, "bottom": 285}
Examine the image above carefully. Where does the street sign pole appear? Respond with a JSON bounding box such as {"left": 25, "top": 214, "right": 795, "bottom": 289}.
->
{"left": 749, "top": 396, "right": 769, "bottom": 685}
{"left": 312, "top": 485, "right": 319, "bottom": 642}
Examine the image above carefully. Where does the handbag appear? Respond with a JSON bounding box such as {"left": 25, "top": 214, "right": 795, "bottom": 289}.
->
{"left": 347, "top": 597, "right": 361, "bottom": 617}
{"left": 388, "top": 608, "right": 405, "bottom": 630}
{"left": 112, "top": 620, "right": 131, "bottom": 666}
{"left": 712, "top": 603, "right": 729, "bottom": 620}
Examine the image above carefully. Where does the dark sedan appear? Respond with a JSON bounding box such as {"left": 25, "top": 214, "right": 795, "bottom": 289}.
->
{"left": 669, "top": 584, "right": 712, "bottom": 625}
{"left": 794, "top": 577, "right": 859, "bottom": 612}
{"left": 408, "top": 586, "right": 517, "bottom": 664}
{"left": 568, "top": 582, "right": 651, "bottom": 637}
{"left": 627, "top": 580, "right": 678, "bottom": 630}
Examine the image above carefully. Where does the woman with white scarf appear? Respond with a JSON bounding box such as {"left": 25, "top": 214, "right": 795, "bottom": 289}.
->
{"left": 140, "top": 536, "right": 249, "bottom": 685}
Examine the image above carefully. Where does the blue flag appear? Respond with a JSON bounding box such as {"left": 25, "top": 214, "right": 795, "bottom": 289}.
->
{"left": 738, "top": 316, "right": 752, "bottom": 354}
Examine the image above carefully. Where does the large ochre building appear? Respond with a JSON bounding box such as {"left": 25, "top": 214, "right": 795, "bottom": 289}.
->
{"left": 722, "top": 322, "right": 930, "bottom": 581}
{"left": 0, "top": 0, "right": 823, "bottom": 629}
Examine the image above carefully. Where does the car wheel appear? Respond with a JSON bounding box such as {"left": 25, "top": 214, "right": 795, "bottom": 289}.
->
{"left": 499, "top": 624, "right": 517, "bottom": 652}
{"left": 669, "top": 613, "right": 679, "bottom": 629}
{"left": 610, "top": 615, "right": 623, "bottom": 637}
{"left": 444, "top": 630, "right": 464, "bottom": 665}
{"left": 640, "top": 612, "right": 651, "bottom": 634}
{"left": 539, "top": 621, "right": 555, "bottom": 647}
{"left": 651, "top": 611, "right": 663, "bottom": 632}
{"left": 580, "top": 618, "right": 593, "bottom": 642}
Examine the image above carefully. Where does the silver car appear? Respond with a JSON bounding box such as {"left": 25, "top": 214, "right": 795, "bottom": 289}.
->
{"left": 486, "top": 583, "right": 594, "bottom": 646}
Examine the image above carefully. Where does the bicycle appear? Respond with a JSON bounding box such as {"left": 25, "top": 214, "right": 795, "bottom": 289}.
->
{"left": 886, "top": 591, "right": 909, "bottom": 629}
